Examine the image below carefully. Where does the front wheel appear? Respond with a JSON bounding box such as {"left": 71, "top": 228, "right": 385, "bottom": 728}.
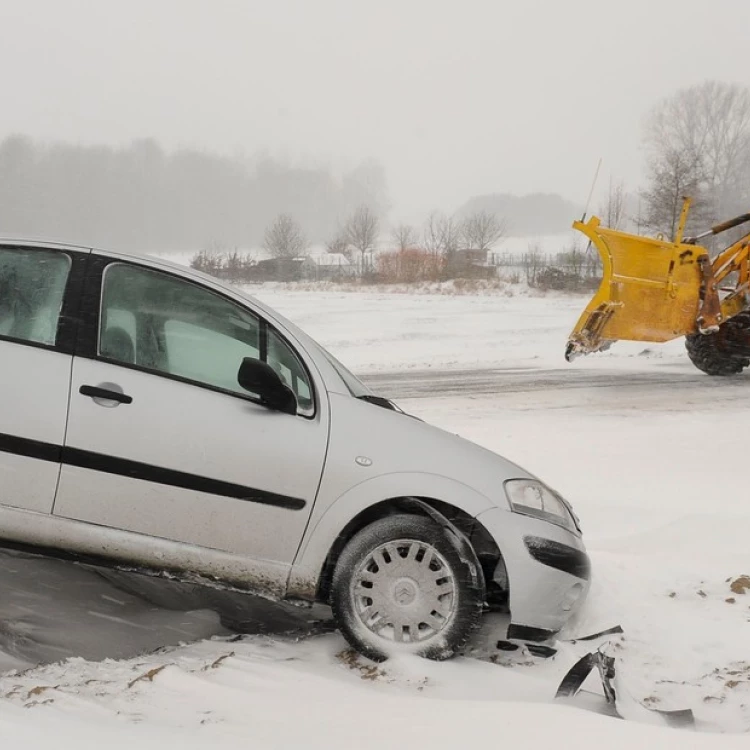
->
{"left": 685, "top": 311, "right": 750, "bottom": 376}
{"left": 330, "top": 514, "right": 484, "bottom": 661}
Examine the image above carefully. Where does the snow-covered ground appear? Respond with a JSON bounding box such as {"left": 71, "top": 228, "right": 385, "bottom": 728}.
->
{"left": 253, "top": 285, "right": 690, "bottom": 372}
{"left": 2, "top": 286, "right": 749, "bottom": 747}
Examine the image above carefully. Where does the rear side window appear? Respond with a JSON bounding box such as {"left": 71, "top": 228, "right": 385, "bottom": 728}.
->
{"left": 0, "top": 248, "right": 70, "bottom": 346}
{"left": 99, "top": 263, "right": 314, "bottom": 415}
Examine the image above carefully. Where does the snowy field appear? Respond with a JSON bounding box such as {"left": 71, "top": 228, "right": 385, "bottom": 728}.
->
{"left": 2, "top": 286, "right": 750, "bottom": 747}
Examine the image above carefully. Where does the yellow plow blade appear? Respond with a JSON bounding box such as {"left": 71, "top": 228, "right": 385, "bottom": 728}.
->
{"left": 565, "top": 217, "right": 711, "bottom": 360}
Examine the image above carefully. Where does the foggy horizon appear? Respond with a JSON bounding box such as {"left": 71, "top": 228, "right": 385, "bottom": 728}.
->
{"left": 2, "top": 0, "right": 748, "bottom": 226}
{"left": 0, "top": 134, "right": 585, "bottom": 252}
{"left": 0, "top": 132, "right": 584, "bottom": 211}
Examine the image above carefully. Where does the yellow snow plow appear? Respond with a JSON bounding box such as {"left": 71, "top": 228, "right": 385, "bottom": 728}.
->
{"left": 566, "top": 199, "right": 750, "bottom": 375}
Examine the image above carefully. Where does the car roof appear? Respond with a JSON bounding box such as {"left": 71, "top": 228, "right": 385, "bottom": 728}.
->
{"left": 0, "top": 237, "right": 265, "bottom": 311}
{"left": 0, "top": 238, "right": 94, "bottom": 253}
{"left": 0, "top": 238, "right": 221, "bottom": 288}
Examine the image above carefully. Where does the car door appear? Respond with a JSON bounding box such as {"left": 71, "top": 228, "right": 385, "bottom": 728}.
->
{"left": 53, "top": 256, "right": 330, "bottom": 581}
{"left": 0, "top": 245, "right": 85, "bottom": 514}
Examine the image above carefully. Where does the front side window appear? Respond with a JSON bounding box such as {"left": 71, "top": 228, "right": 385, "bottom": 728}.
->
{"left": 0, "top": 248, "right": 70, "bottom": 346}
{"left": 99, "top": 264, "right": 314, "bottom": 415}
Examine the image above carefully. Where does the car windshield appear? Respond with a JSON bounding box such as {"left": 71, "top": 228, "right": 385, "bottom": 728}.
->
{"left": 312, "top": 342, "right": 371, "bottom": 398}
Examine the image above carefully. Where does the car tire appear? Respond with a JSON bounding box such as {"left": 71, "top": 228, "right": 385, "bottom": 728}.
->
{"left": 330, "top": 513, "right": 484, "bottom": 661}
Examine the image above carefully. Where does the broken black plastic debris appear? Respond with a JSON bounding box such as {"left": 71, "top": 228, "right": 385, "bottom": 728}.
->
{"left": 555, "top": 651, "right": 599, "bottom": 699}
{"left": 525, "top": 643, "right": 557, "bottom": 659}
{"left": 495, "top": 640, "right": 519, "bottom": 652}
{"left": 555, "top": 648, "right": 695, "bottom": 729}
{"left": 496, "top": 624, "right": 624, "bottom": 659}
{"left": 493, "top": 640, "right": 557, "bottom": 658}
{"left": 569, "top": 625, "right": 624, "bottom": 642}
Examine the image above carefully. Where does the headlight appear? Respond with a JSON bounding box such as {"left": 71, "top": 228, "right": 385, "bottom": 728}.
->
{"left": 504, "top": 479, "right": 577, "bottom": 532}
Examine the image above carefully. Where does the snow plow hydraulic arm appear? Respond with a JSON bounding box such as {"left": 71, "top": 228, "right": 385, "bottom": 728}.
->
{"left": 684, "top": 211, "right": 750, "bottom": 244}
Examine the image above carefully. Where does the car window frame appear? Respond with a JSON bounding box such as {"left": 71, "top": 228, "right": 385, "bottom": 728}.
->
{"left": 79, "top": 257, "right": 317, "bottom": 418}
{"left": 0, "top": 244, "right": 87, "bottom": 355}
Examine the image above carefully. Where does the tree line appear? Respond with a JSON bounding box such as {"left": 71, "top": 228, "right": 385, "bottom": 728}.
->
{"left": 191, "top": 207, "right": 600, "bottom": 288}
{"left": 196, "top": 204, "right": 507, "bottom": 263}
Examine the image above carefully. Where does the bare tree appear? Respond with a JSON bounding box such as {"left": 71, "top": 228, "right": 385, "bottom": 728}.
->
{"left": 391, "top": 223, "right": 418, "bottom": 252}
{"left": 422, "top": 211, "right": 462, "bottom": 255}
{"left": 558, "top": 242, "right": 586, "bottom": 278}
{"left": 191, "top": 240, "right": 228, "bottom": 277}
{"left": 262, "top": 213, "right": 308, "bottom": 259}
{"left": 421, "top": 211, "right": 464, "bottom": 279}
{"left": 461, "top": 210, "right": 506, "bottom": 250}
{"left": 599, "top": 178, "right": 626, "bottom": 230}
{"left": 224, "top": 248, "right": 245, "bottom": 282}
{"left": 641, "top": 148, "right": 706, "bottom": 238}
{"left": 422, "top": 212, "right": 443, "bottom": 256}
{"left": 642, "top": 81, "right": 750, "bottom": 237}
{"left": 522, "top": 242, "right": 544, "bottom": 286}
{"left": 190, "top": 248, "right": 225, "bottom": 277}
{"left": 344, "top": 205, "right": 380, "bottom": 271}
{"left": 325, "top": 230, "right": 349, "bottom": 256}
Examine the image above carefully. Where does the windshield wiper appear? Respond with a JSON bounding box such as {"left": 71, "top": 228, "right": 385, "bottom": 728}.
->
{"left": 356, "top": 394, "right": 403, "bottom": 413}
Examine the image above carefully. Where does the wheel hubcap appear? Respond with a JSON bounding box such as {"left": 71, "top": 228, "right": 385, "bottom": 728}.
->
{"left": 351, "top": 539, "right": 457, "bottom": 644}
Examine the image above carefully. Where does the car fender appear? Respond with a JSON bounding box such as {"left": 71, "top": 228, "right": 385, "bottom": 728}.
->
{"left": 286, "top": 471, "right": 495, "bottom": 599}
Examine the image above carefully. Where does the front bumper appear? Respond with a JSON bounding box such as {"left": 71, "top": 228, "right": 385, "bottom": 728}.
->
{"left": 476, "top": 507, "right": 591, "bottom": 640}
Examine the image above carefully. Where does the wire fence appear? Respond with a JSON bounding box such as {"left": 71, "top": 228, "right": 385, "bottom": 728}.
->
{"left": 189, "top": 245, "right": 604, "bottom": 290}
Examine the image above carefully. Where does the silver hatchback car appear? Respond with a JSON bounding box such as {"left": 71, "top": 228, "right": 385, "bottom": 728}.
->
{"left": 0, "top": 242, "right": 590, "bottom": 660}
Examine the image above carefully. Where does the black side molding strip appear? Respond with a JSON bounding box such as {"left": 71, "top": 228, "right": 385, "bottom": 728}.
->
{"left": 0, "top": 433, "right": 61, "bottom": 464}
{"left": 0, "top": 432, "right": 305, "bottom": 511}
{"left": 62, "top": 447, "right": 306, "bottom": 510}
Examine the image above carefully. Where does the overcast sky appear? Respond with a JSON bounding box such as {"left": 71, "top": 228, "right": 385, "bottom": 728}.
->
{"left": 1, "top": 0, "right": 748, "bottom": 222}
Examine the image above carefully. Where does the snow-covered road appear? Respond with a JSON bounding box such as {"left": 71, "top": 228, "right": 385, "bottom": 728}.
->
{"left": 1, "top": 287, "right": 749, "bottom": 746}
{"left": 363, "top": 363, "right": 750, "bottom": 402}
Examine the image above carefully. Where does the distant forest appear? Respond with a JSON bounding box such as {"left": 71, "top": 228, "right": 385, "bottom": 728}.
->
{"left": 0, "top": 136, "right": 388, "bottom": 252}
{"left": 0, "top": 135, "right": 585, "bottom": 254}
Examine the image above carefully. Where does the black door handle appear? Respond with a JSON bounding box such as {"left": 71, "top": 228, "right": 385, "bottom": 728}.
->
{"left": 79, "top": 385, "right": 133, "bottom": 404}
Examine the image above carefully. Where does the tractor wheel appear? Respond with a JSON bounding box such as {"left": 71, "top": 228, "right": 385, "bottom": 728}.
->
{"left": 685, "top": 312, "right": 750, "bottom": 376}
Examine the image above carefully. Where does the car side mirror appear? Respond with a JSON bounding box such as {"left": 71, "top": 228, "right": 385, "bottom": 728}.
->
{"left": 237, "top": 358, "right": 297, "bottom": 415}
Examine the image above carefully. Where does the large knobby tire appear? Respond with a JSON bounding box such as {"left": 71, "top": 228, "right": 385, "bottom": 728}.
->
{"left": 685, "top": 311, "right": 750, "bottom": 376}
{"left": 330, "top": 514, "right": 484, "bottom": 662}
